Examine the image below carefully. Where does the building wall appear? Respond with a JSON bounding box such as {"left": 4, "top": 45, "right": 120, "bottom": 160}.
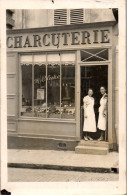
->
{"left": 89, "top": 9, "right": 115, "bottom": 23}
{"left": 13, "top": 9, "right": 115, "bottom": 29}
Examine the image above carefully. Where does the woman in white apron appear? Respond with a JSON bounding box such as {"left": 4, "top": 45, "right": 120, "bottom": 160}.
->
{"left": 83, "top": 89, "right": 96, "bottom": 141}
{"left": 97, "top": 86, "right": 108, "bottom": 141}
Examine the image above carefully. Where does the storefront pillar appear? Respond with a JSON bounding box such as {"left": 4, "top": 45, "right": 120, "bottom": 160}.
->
{"left": 108, "top": 48, "right": 113, "bottom": 148}
{"left": 115, "top": 45, "right": 119, "bottom": 149}
{"left": 76, "top": 50, "right": 81, "bottom": 141}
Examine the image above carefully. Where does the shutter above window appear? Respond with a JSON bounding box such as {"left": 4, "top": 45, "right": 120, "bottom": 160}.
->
{"left": 70, "top": 9, "right": 84, "bottom": 24}
{"left": 54, "top": 9, "right": 67, "bottom": 26}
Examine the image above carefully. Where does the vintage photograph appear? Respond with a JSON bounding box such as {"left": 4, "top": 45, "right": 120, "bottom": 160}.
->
{"left": 6, "top": 8, "right": 119, "bottom": 182}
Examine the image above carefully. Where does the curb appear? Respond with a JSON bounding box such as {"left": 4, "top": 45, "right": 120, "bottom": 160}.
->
{"left": 8, "top": 163, "right": 119, "bottom": 173}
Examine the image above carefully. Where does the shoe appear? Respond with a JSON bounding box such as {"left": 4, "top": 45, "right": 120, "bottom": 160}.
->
{"left": 84, "top": 136, "right": 88, "bottom": 141}
{"left": 98, "top": 137, "right": 104, "bottom": 141}
{"left": 87, "top": 136, "right": 93, "bottom": 141}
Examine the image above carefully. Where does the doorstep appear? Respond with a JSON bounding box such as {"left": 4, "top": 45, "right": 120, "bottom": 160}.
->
{"left": 75, "top": 140, "right": 109, "bottom": 155}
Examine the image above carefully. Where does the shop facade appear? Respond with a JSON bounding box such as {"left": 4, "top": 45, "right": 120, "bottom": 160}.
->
{"left": 7, "top": 21, "right": 118, "bottom": 151}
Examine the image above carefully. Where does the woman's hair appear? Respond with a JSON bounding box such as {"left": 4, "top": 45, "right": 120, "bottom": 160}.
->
{"left": 100, "top": 86, "right": 106, "bottom": 90}
{"left": 88, "top": 88, "right": 93, "bottom": 92}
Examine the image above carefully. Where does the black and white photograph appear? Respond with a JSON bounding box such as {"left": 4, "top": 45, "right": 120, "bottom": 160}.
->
{"left": 0, "top": 1, "right": 126, "bottom": 195}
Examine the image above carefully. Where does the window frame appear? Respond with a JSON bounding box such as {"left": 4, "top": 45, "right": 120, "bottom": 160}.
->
{"left": 19, "top": 51, "right": 76, "bottom": 121}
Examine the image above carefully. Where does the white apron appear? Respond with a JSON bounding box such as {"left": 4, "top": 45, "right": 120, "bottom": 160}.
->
{"left": 83, "top": 95, "right": 96, "bottom": 132}
{"left": 97, "top": 93, "right": 108, "bottom": 131}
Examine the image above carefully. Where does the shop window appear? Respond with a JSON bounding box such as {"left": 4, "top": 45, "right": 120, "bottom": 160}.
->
{"left": 20, "top": 52, "right": 75, "bottom": 120}
{"left": 81, "top": 48, "right": 108, "bottom": 62}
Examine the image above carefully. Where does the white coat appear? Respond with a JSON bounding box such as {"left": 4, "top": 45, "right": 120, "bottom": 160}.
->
{"left": 83, "top": 95, "right": 96, "bottom": 132}
{"left": 97, "top": 93, "right": 108, "bottom": 131}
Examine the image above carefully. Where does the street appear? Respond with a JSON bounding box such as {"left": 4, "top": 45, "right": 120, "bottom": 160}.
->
{"left": 8, "top": 168, "right": 119, "bottom": 182}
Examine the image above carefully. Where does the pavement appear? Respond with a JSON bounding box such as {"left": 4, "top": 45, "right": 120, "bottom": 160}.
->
{"left": 8, "top": 149, "right": 119, "bottom": 173}
{"left": 8, "top": 168, "right": 119, "bottom": 182}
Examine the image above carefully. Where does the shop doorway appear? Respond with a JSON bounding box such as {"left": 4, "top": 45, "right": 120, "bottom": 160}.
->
{"left": 80, "top": 65, "right": 108, "bottom": 140}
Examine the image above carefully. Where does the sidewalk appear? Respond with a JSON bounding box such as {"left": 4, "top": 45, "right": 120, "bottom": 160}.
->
{"left": 8, "top": 149, "right": 119, "bottom": 173}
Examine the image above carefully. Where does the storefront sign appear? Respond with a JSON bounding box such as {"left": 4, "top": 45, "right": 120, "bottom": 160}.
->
{"left": 7, "top": 28, "right": 111, "bottom": 49}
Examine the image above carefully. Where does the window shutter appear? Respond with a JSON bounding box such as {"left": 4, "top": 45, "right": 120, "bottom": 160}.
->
{"left": 70, "top": 9, "right": 84, "bottom": 24}
{"left": 54, "top": 9, "right": 67, "bottom": 26}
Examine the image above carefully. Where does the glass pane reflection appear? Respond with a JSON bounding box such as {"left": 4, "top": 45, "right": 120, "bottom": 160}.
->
{"left": 61, "top": 64, "right": 75, "bottom": 119}
{"left": 34, "top": 64, "right": 46, "bottom": 118}
{"left": 47, "top": 64, "right": 60, "bottom": 118}
{"left": 21, "top": 64, "right": 33, "bottom": 117}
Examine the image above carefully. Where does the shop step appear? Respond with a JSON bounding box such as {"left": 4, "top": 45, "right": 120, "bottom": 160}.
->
{"left": 78, "top": 140, "right": 109, "bottom": 148}
{"left": 75, "top": 145, "right": 108, "bottom": 155}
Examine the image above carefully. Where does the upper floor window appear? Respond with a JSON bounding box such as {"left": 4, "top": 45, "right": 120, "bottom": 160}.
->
{"left": 54, "top": 9, "right": 84, "bottom": 26}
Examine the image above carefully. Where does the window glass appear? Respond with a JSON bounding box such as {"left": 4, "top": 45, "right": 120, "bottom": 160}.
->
{"left": 34, "top": 54, "right": 46, "bottom": 63}
{"left": 47, "top": 53, "right": 60, "bottom": 62}
{"left": 20, "top": 52, "right": 75, "bottom": 120}
{"left": 21, "top": 64, "right": 33, "bottom": 117}
{"left": 81, "top": 49, "right": 108, "bottom": 62}
{"left": 33, "top": 55, "right": 46, "bottom": 118}
{"left": 61, "top": 53, "right": 75, "bottom": 62}
{"left": 61, "top": 63, "right": 75, "bottom": 119}
{"left": 20, "top": 55, "right": 32, "bottom": 64}
{"left": 34, "top": 64, "right": 46, "bottom": 118}
{"left": 47, "top": 63, "right": 60, "bottom": 118}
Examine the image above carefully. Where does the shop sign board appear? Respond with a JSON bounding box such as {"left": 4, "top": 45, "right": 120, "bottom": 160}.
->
{"left": 7, "top": 26, "right": 112, "bottom": 51}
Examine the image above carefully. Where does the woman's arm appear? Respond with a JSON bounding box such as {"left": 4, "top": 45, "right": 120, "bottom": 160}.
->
{"left": 83, "top": 97, "right": 88, "bottom": 118}
{"left": 103, "top": 96, "right": 108, "bottom": 117}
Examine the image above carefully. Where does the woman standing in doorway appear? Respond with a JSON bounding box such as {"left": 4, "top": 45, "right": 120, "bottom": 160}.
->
{"left": 98, "top": 86, "right": 108, "bottom": 141}
{"left": 83, "top": 88, "right": 96, "bottom": 141}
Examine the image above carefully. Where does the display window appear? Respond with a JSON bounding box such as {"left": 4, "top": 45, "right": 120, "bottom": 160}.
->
{"left": 20, "top": 52, "right": 75, "bottom": 120}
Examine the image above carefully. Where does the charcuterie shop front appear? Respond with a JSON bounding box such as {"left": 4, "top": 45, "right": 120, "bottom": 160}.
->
{"left": 7, "top": 21, "right": 118, "bottom": 152}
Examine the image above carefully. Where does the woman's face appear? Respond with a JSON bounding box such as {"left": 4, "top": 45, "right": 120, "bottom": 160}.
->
{"left": 100, "top": 87, "right": 106, "bottom": 95}
{"left": 88, "top": 89, "right": 93, "bottom": 97}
